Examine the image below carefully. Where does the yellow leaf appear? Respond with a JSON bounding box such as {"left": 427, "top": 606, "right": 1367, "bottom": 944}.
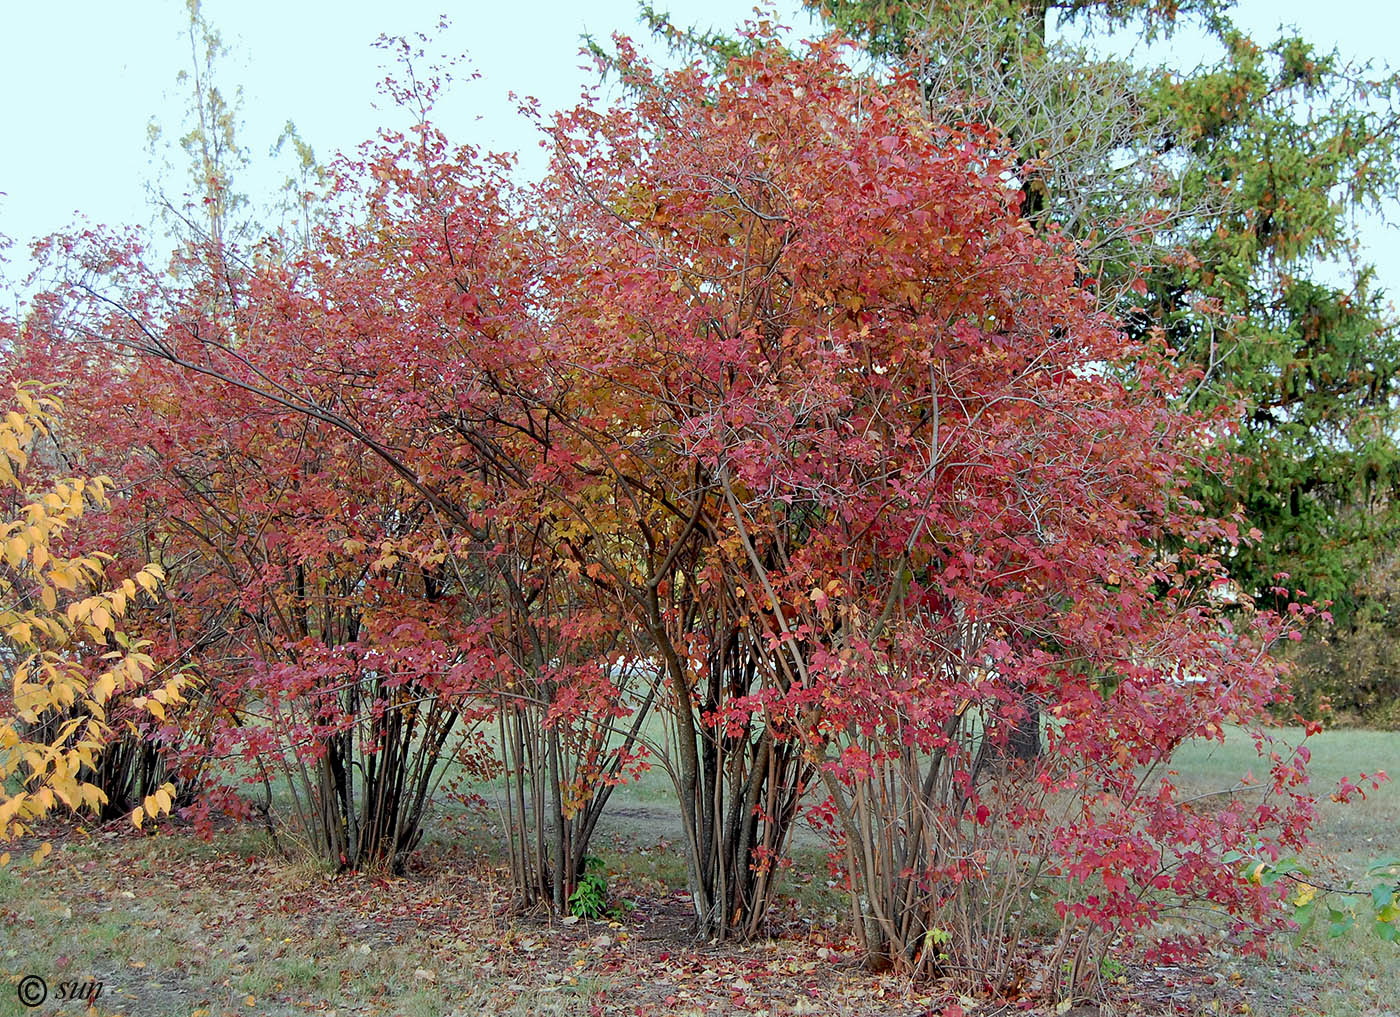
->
{"left": 92, "top": 672, "right": 117, "bottom": 704}
{"left": 31, "top": 841, "right": 51, "bottom": 864}
{"left": 40, "top": 585, "right": 57, "bottom": 612}
{"left": 51, "top": 778, "right": 80, "bottom": 810}
{"left": 5, "top": 535, "right": 24, "bottom": 566}
{"left": 132, "top": 805, "right": 144, "bottom": 829}
{"left": 0, "top": 797, "right": 14, "bottom": 828}
{"left": 0, "top": 852, "right": 9, "bottom": 868}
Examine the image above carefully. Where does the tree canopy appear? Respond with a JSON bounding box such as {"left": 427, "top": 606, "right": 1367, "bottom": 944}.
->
{"left": 800, "top": 0, "right": 1400, "bottom": 628}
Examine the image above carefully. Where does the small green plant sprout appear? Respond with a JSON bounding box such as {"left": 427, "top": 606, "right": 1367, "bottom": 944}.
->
{"left": 568, "top": 856, "right": 608, "bottom": 920}
{"left": 922, "top": 926, "right": 952, "bottom": 966}
{"left": 1098, "top": 955, "right": 1126, "bottom": 981}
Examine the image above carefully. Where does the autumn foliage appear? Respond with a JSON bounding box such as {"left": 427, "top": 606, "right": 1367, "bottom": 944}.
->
{"left": 0, "top": 382, "right": 181, "bottom": 853}
{"left": 4, "top": 28, "right": 1332, "bottom": 994}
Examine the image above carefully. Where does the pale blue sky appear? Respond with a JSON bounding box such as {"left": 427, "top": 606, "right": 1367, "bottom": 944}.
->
{"left": 1, "top": 1, "right": 1395, "bottom": 297}
{"left": 0, "top": 0, "right": 807, "bottom": 285}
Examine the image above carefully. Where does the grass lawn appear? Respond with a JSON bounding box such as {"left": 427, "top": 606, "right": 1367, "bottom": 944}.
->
{"left": 1167, "top": 727, "right": 1400, "bottom": 1017}
{"left": 0, "top": 725, "right": 1395, "bottom": 1017}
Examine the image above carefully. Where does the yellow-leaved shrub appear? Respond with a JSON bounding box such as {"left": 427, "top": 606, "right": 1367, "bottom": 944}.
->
{"left": 0, "top": 382, "right": 184, "bottom": 857}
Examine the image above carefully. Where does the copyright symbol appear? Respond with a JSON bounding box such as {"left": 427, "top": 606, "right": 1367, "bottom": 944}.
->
{"left": 17, "top": 975, "right": 47, "bottom": 1007}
